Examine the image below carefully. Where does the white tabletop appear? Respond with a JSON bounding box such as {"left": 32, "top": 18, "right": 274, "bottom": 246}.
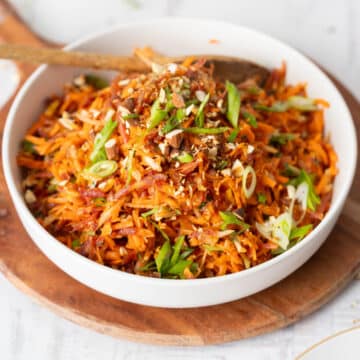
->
{"left": 1, "top": 1, "right": 359, "bottom": 359}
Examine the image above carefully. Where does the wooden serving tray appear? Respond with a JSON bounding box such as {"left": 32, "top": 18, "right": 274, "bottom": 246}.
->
{"left": 0, "top": 1, "right": 359, "bottom": 346}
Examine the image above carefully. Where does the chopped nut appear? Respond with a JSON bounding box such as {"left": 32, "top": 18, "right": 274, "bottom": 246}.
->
{"left": 167, "top": 63, "right": 178, "bottom": 74}
{"left": 159, "top": 88, "right": 166, "bottom": 104}
{"left": 59, "top": 117, "right": 76, "bottom": 130}
{"left": 143, "top": 156, "right": 162, "bottom": 172}
{"left": 185, "top": 104, "right": 195, "bottom": 116}
{"left": 104, "top": 138, "right": 119, "bottom": 160}
{"left": 158, "top": 142, "right": 170, "bottom": 156}
{"left": 118, "top": 79, "right": 130, "bottom": 86}
{"left": 247, "top": 145, "right": 255, "bottom": 154}
{"left": 166, "top": 129, "right": 184, "bottom": 149}
{"left": 24, "top": 189, "right": 36, "bottom": 204}
{"left": 195, "top": 90, "right": 206, "bottom": 102}
{"left": 221, "top": 168, "right": 232, "bottom": 177}
{"left": 232, "top": 159, "right": 244, "bottom": 177}
{"left": 119, "top": 247, "right": 128, "bottom": 256}
{"left": 172, "top": 93, "right": 185, "bottom": 108}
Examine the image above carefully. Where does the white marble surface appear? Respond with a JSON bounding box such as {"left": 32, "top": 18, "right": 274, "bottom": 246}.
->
{"left": 1, "top": 1, "right": 360, "bottom": 359}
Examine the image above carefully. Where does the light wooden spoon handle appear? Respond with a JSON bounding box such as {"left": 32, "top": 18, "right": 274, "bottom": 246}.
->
{"left": 0, "top": 44, "right": 151, "bottom": 72}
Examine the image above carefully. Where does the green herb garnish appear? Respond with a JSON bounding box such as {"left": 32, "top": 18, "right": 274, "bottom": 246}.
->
{"left": 22, "top": 140, "right": 37, "bottom": 154}
{"left": 176, "top": 152, "right": 194, "bottom": 163}
{"left": 227, "top": 128, "right": 239, "bottom": 143}
{"left": 289, "top": 170, "right": 321, "bottom": 211}
{"left": 72, "top": 239, "right": 81, "bottom": 248}
{"left": 155, "top": 239, "right": 172, "bottom": 274}
{"left": 243, "top": 111, "right": 258, "bottom": 128}
{"left": 226, "top": 81, "right": 241, "bottom": 128}
{"left": 283, "top": 163, "right": 301, "bottom": 177}
{"left": 195, "top": 93, "right": 210, "bottom": 127}
{"left": 141, "top": 207, "right": 159, "bottom": 218}
{"left": 270, "top": 133, "right": 295, "bottom": 146}
{"left": 254, "top": 102, "right": 289, "bottom": 112}
{"left": 147, "top": 98, "right": 168, "bottom": 130}
{"left": 90, "top": 118, "right": 117, "bottom": 163}
{"left": 219, "top": 211, "right": 250, "bottom": 231}
{"left": 84, "top": 160, "right": 118, "bottom": 178}
{"left": 257, "top": 193, "right": 266, "bottom": 204}
{"left": 183, "top": 127, "right": 229, "bottom": 135}
{"left": 290, "top": 224, "right": 313, "bottom": 241}
{"left": 84, "top": 74, "right": 109, "bottom": 89}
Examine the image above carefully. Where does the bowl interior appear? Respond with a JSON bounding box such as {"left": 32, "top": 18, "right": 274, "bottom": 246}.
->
{"left": 3, "top": 19, "right": 357, "bottom": 286}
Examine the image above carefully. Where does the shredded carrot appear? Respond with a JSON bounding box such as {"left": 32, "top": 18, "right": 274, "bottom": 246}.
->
{"left": 17, "top": 56, "right": 337, "bottom": 279}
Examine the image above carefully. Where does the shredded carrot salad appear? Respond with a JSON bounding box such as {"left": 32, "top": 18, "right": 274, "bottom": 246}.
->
{"left": 17, "top": 57, "right": 337, "bottom": 279}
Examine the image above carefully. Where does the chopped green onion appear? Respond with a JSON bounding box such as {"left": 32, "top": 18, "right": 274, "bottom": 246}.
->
{"left": 270, "top": 133, "right": 295, "bottom": 146}
{"left": 90, "top": 118, "right": 117, "bottom": 163}
{"left": 256, "top": 212, "right": 292, "bottom": 250}
{"left": 254, "top": 102, "right": 288, "bottom": 112}
{"left": 283, "top": 163, "right": 301, "bottom": 177}
{"left": 155, "top": 239, "right": 172, "bottom": 274}
{"left": 242, "top": 165, "right": 257, "bottom": 199}
{"left": 162, "top": 108, "right": 185, "bottom": 134}
{"left": 179, "top": 248, "right": 194, "bottom": 259}
{"left": 289, "top": 170, "right": 320, "bottom": 211}
{"left": 183, "top": 127, "right": 229, "bottom": 135}
{"left": 243, "top": 111, "right": 258, "bottom": 128}
{"left": 290, "top": 224, "right": 313, "bottom": 241}
{"left": 84, "top": 74, "right": 109, "bottom": 89}
{"left": 141, "top": 207, "right": 159, "bottom": 218}
{"left": 215, "top": 160, "right": 228, "bottom": 170}
{"left": 203, "top": 244, "right": 223, "bottom": 252}
{"left": 122, "top": 113, "right": 139, "bottom": 120}
{"left": 176, "top": 152, "right": 193, "bottom": 163}
{"left": 257, "top": 193, "right": 266, "bottom": 204}
{"left": 227, "top": 128, "right": 239, "bottom": 143}
{"left": 195, "top": 93, "right": 210, "bottom": 127}
{"left": 84, "top": 160, "right": 118, "bottom": 178}
{"left": 170, "top": 235, "right": 185, "bottom": 267}
{"left": 152, "top": 222, "right": 170, "bottom": 241}
{"left": 138, "top": 261, "right": 157, "bottom": 272}
{"left": 147, "top": 98, "right": 168, "bottom": 130}
{"left": 72, "top": 239, "right": 81, "bottom": 248}
{"left": 22, "top": 140, "right": 36, "bottom": 154}
{"left": 219, "top": 211, "right": 250, "bottom": 231}
{"left": 226, "top": 80, "right": 241, "bottom": 128}
{"left": 93, "top": 197, "right": 107, "bottom": 206}
{"left": 287, "top": 96, "right": 317, "bottom": 111}
{"left": 255, "top": 96, "right": 318, "bottom": 113}
{"left": 168, "top": 259, "right": 192, "bottom": 275}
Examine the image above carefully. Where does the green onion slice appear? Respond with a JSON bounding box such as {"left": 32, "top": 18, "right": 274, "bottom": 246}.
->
{"left": 195, "top": 93, "right": 210, "bottom": 127}
{"left": 289, "top": 224, "right": 313, "bottom": 241}
{"left": 90, "top": 118, "right": 117, "bottom": 163}
{"left": 219, "top": 211, "right": 250, "bottom": 231}
{"left": 84, "top": 160, "right": 118, "bottom": 178}
{"left": 226, "top": 80, "right": 241, "bottom": 128}
{"left": 183, "top": 127, "right": 228, "bottom": 135}
{"left": 176, "top": 152, "right": 193, "bottom": 163}
{"left": 242, "top": 165, "right": 257, "bottom": 198}
{"left": 147, "top": 98, "right": 168, "bottom": 130}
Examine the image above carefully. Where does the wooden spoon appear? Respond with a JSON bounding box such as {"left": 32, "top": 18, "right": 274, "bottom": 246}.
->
{"left": 0, "top": 44, "right": 269, "bottom": 84}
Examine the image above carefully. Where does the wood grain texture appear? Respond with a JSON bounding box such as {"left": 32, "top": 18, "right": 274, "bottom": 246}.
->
{"left": 0, "top": 3, "right": 359, "bottom": 346}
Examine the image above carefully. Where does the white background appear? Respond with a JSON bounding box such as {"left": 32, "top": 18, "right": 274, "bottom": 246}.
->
{"left": 1, "top": 0, "right": 359, "bottom": 359}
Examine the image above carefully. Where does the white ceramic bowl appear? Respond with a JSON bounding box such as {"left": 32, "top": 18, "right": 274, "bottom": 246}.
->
{"left": 2, "top": 18, "right": 357, "bottom": 308}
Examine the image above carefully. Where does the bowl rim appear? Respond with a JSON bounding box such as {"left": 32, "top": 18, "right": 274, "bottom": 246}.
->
{"left": 2, "top": 17, "right": 358, "bottom": 288}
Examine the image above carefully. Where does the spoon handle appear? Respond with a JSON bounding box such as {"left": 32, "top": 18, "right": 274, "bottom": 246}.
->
{"left": 0, "top": 44, "right": 149, "bottom": 72}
